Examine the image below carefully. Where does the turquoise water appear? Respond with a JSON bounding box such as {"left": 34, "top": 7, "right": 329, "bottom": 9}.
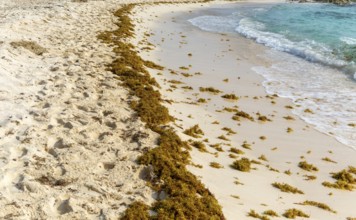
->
{"left": 190, "top": 3, "right": 356, "bottom": 77}
{"left": 189, "top": 3, "right": 356, "bottom": 149}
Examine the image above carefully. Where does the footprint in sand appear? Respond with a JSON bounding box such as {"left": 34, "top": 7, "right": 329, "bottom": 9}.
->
{"left": 105, "top": 121, "right": 117, "bottom": 130}
{"left": 98, "top": 132, "right": 112, "bottom": 141}
{"left": 56, "top": 198, "right": 73, "bottom": 215}
{"left": 97, "top": 162, "right": 115, "bottom": 171}
{"left": 19, "top": 148, "right": 28, "bottom": 158}
{"left": 15, "top": 175, "right": 38, "bottom": 193}
{"left": 53, "top": 139, "right": 71, "bottom": 149}
{"left": 47, "top": 148, "right": 58, "bottom": 158}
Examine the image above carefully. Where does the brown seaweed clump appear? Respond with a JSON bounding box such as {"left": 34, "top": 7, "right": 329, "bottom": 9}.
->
{"left": 263, "top": 210, "right": 279, "bottom": 217}
{"left": 298, "top": 161, "right": 319, "bottom": 172}
{"left": 210, "top": 162, "right": 224, "bottom": 169}
{"left": 231, "top": 157, "right": 251, "bottom": 172}
{"left": 221, "top": 93, "right": 239, "bottom": 100}
{"left": 322, "top": 168, "right": 355, "bottom": 191}
{"left": 272, "top": 182, "right": 304, "bottom": 194}
{"left": 283, "top": 209, "right": 309, "bottom": 219}
{"left": 199, "top": 86, "right": 222, "bottom": 94}
{"left": 191, "top": 141, "right": 208, "bottom": 152}
{"left": 183, "top": 124, "right": 205, "bottom": 138}
{"left": 232, "top": 110, "right": 254, "bottom": 121}
{"left": 297, "top": 200, "right": 336, "bottom": 213}
{"left": 247, "top": 209, "right": 270, "bottom": 220}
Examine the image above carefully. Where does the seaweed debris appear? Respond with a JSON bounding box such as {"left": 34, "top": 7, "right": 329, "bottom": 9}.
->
{"left": 98, "top": 4, "right": 224, "bottom": 219}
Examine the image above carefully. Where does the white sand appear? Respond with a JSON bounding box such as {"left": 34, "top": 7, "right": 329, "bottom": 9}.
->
{"left": 133, "top": 2, "right": 356, "bottom": 219}
{"left": 0, "top": 0, "right": 160, "bottom": 218}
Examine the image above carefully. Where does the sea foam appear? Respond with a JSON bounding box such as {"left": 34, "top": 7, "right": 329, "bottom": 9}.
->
{"left": 235, "top": 18, "right": 348, "bottom": 69}
{"left": 340, "top": 37, "right": 356, "bottom": 45}
{"left": 189, "top": 3, "right": 356, "bottom": 149}
{"left": 253, "top": 50, "right": 356, "bottom": 149}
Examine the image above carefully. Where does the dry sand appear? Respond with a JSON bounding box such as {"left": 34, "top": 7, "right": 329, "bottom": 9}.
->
{"left": 0, "top": 0, "right": 159, "bottom": 218}
{"left": 132, "top": 2, "right": 356, "bottom": 219}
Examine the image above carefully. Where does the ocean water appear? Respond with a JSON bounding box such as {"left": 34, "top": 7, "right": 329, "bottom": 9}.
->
{"left": 189, "top": 3, "right": 356, "bottom": 149}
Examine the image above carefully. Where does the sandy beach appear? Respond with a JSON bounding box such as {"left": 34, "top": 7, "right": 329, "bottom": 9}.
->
{"left": 0, "top": 0, "right": 355, "bottom": 219}
{"left": 0, "top": 0, "right": 159, "bottom": 218}
{"left": 132, "top": 1, "right": 356, "bottom": 219}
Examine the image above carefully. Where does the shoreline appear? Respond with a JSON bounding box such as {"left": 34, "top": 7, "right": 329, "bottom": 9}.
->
{"left": 133, "top": 2, "right": 356, "bottom": 219}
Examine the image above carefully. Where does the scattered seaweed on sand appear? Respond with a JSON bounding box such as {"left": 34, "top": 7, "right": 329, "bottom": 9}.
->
{"left": 247, "top": 210, "right": 270, "bottom": 220}
{"left": 199, "top": 87, "right": 222, "bottom": 94}
{"left": 221, "top": 93, "right": 239, "bottom": 100}
{"left": 181, "top": 86, "right": 193, "bottom": 90}
{"left": 222, "top": 127, "right": 236, "bottom": 135}
{"left": 241, "top": 141, "right": 252, "bottom": 150}
{"left": 322, "top": 181, "right": 354, "bottom": 191}
{"left": 234, "top": 178, "right": 244, "bottom": 185}
{"left": 283, "top": 116, "right": 295, "bottom": 120}
{"left": 258, "top": 154, "right": 268, "bottom": 162}
{"left": 322, "top": 168, "right": 355, "bottom": 191}
{"left": 267, "top": 166, "right": 280, "bottom": 173}
{"left": 229, "top": 154, "right": 238, "bottom": 159}
{"left": 284, "top": 170, "right": 292, "bottom": 175}
{"left": 191, "top": 141, "right": 208, "bottom": 153}
{"left": 179, "top": 66, "right": 189, "bottom": 70}
{"left": 298, "top": 161, "right": 319, "bottom": 172}
{"left": 99, "top": 4, "right": 224, "bottom": 219}
{"left": 304, "top": 108, "right": 314, "bottom": 114}
{"left": 230, "top": 147, "right": 244, "bottom": 155}
{"left": 257, "top": 113, "right": 271, "bottom": 122}
{"left": 183, "top": 124, "right": 204, "bottom": 138}
{"left": 296, "top": 200, "right": 336, "bottom": 213}
{"left": 322, "top": 157, "right": 337, "bottom": 164}
{"left": 303, "top": 175, "right": 317, "bottom": 181}
{"left": 217, "top": 135, "right": 230, "bottom": 141}
{"left": 231, "top": 158, "right": 251, "bottom": 172}
{"left": 349, "top": 166, "right": 356, "bottom": 174}
{"left": 197, "top": 98, "right": 207, "bottom": 103}
{"left": 232, "top": 110, "right": 254, "bottom": 121}
{"left": 190, "top": 162, "right": 203, "bottom": 169}
{"left": 210, "top": 143, "right": 224, "bottom": 152}
{"left": 222, "top": 107, "right": 238, "bottom": 113}
{"left": 168, "top": 79, "right": 184, "bottom": 84}
{"left": 181, "top": 72, "right": 193, "bottom": 77}
{"left": 210, "top": 162, "right": 224, "bottom": 169}
{"left": 283, "top": 209, "right": 309, "bottom": 219}
{"left": 251, "top": 160, "right": 262, "bottom": 165}
{"left": 272, "top": 182, "right": 304, "bottom": 194}
{"left": 263, "top": 210, "right": 279, "bottom": 217}
{"left": 169, "top": 69, "right": 178, "bottom": 75}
